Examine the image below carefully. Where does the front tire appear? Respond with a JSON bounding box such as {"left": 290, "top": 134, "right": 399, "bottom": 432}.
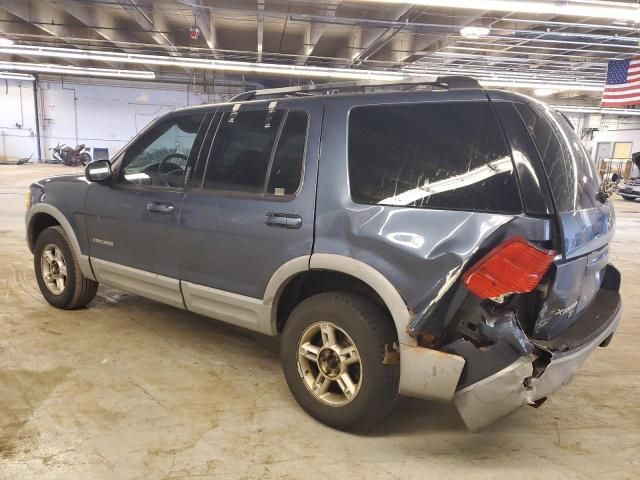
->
{"left": 34, "top": 226, "right": 98, "bottom": 309}
{"left": 281, "top": 292, "right": 399, "bottom": 430}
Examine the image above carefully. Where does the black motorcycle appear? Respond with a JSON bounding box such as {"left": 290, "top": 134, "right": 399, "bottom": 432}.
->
{"left": 49, "top": 143, "right": 92, "bottom": 166}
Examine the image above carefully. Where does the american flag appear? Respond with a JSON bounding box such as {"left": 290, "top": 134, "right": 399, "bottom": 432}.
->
{"left": 602, "top": 57, "right": 640, "bottom": 107}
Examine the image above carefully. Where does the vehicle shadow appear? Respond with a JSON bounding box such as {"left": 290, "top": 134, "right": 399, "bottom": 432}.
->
{"left": 89, "top": 286, "right": 536, "bottom": 443}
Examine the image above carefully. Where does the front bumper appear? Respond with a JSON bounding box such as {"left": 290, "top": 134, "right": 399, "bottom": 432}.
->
{"left": 453, "top": 290, "right": 621, "bottom": 432}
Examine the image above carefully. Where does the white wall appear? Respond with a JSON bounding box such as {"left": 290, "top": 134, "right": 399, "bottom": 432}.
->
{"left": 0, "top": 77, "right": 243, "bottom": 162}
{"left": 0, "top": 80, "right": 38, "bottom": 162}
{"left": 590, "top": 116, "right": 640, "bottom": 156}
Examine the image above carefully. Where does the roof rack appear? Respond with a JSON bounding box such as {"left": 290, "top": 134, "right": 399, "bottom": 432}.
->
{"left": 229, "top": 75, "right": 481, "bottom": 102}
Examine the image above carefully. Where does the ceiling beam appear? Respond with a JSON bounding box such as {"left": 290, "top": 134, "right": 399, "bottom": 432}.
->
{"left": 340, "top": 28, "right": 363, "bottom": 65}
{"left": 298, "top": 1, "right": 339, "bottom": 65}
{"left": 0, "top": 1, "right": 65, "bottom": 39}
{"left": 0, "top": 1, "right": 106, "bottom": 67}
{"left": 117, "top": 0, "right": 179, "bottom": 53}
{"left": 116, "top": 0, "right": 192, "bottom": 74}
{"left": 51, "top": 0, "right": 156, "bottom": 70}
{"left": 349, "top": 5, "right": 416, "bottom": 67}
{"left": 400, "top": 12, "right": 488, "bottom": 65}
{"left": 56, "top": 0, "right": 139, "bottom": 47}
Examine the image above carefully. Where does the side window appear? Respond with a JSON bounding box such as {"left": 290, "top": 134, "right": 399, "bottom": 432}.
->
{"left": 267, "top": 111, "right": 308, "bottom": 195}
{"left": 203, "top": 109, "right": 285, "bottom": 193}
{"left": 348, "top": 102, "right": 522, "bottom": 214}
{"left": 515, "top": 103, "right": 600, "bottom": 212}
{"left": 121, "top": 114, "right": 205, "bottom": 188}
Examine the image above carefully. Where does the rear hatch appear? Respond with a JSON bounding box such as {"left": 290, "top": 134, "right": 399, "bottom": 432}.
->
{"left": 507, "top": 97, "right": 616, "bottom": 341}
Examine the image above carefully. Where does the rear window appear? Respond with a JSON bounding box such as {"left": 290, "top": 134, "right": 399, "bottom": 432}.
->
{"left": 514, "top": 103, "right": 600, "bottom": 212}
{"left": 348, "top": 101, "right": 522, "bottom": 214}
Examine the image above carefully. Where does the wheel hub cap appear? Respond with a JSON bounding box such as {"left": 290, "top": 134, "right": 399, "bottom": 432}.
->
{"left": 318, "top": 348, "right": 341, "bottom": 378}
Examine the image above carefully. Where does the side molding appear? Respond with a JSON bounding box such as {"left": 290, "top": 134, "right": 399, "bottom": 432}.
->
{"left": 26, "top": 203, "right": 96, "bottom": 280}
{"left": 309, "top": 253, "right": 465, "bottom": 401}
{"left": 182, "top": 281, "right": 272, "bottom": 335}
{"left": 92, "top": 258, "right": 184, "bottom": 309}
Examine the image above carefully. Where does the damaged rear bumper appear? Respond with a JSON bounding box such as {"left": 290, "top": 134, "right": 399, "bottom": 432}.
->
{"left": 453, "top": 289, "right": 621, "bottom": 432}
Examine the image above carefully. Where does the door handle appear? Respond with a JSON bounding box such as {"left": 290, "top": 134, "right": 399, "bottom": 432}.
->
{"left": 146, "top": 201, "right": 174, "bottom": 214}
{"left": 265, "top": 213, "right": 302, "bottom": 229}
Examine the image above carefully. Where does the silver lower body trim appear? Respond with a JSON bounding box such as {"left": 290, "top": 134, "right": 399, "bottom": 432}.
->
{"left": 181, "top": 281, "right": 271, "bottom": 335}
{"left": 91, "top": 258, "right": 185, "bottom": 309}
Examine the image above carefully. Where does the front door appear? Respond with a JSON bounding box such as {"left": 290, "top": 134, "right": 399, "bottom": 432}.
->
{"left": 85, "top": 111, "right": 210, "bottom": 308}
{"left": 177, "top": 100, "right": 321, "bottom": 331}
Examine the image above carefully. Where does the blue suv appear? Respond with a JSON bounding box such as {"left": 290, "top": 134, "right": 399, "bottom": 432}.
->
{"left": 26, "top": 77, "right": 621, "bottom": 431}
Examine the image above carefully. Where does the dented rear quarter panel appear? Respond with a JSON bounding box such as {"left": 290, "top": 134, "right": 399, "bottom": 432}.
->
{"left": 313, "top": 91, "right": 548, "bottom": 337}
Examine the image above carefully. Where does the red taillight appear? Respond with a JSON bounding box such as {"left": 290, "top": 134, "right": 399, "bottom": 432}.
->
{"left": 463, "top": 237, "right": 556, "bottom": 300}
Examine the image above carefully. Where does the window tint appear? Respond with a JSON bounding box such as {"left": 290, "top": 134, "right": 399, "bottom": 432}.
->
{"left": 515, "top": 103, "right": 600, "bottom": 212}
{"left": 203, "top": 110, "right": 284, "bottom": 192}
{"left": 267, "top": 111, "right": 308, "bottom": 195}
{"left": 492, "top": 102, "right": 553, "bottom": 215}
{"left": 348, "top": 102, "right": 522, "bottom": 213}
{"left": 121, "top": 114, "right": 205, "bottom": 188}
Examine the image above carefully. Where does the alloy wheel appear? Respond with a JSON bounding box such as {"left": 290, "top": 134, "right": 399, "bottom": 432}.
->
{"left": 297, "top": 321, "right": 363, "bottom": 407}
{"left": 40, "top": 243, "right": 67, "bottom": 295}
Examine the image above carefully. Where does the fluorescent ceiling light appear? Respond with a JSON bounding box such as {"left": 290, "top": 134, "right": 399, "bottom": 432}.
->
{"left": 553, "top": 105, "right": 640, "bottom": 117}
{"left": 0, "top": 45, "right": 607, "bottom": 93}
{"left": 352, "top": 1, "right": 640, "bottom": 23}
{"left": 0, "top": 61, "right": 155, "bottom": 80}
{"left": 0, "top": 45, "right": 416, "bottom": 81}
{"left": 0, "top": 38, "right": 14, "bottom": 46}
{"left": 460, "top": 26, "right": 491, "bottom": 38}
{"left": 479, "top": 79, "right": 603, "bottom": 92}
{"left": 533, "top": 88, "right": 557, "bottom": 97}
{"left": 0, "top": 71, "right": 35, "bottom": 81}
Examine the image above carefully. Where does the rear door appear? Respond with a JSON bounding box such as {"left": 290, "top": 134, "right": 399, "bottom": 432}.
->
{"left": 177, "top": 99, "right": 321, "bottom": 330}
{"left": 504, "top": 98, "right": 616, "bottom": 339}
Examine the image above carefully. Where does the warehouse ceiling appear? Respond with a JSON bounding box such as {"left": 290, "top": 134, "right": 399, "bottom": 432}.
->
{"left": 0, "top": 0, "right": 639, "bottom": 103}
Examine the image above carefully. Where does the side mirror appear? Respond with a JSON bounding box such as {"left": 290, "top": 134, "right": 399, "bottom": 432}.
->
{"left": 85, "top": 159, "right": 112, "bottom": 183}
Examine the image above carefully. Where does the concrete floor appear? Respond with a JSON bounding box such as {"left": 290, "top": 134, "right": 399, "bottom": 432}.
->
{"left": 1, "top": 164, "right": 639, "bottom": 480}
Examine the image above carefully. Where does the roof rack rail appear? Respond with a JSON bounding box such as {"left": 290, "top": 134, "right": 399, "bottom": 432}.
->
{"left": 229, "top": 75, "right": 481, "bottom": 102}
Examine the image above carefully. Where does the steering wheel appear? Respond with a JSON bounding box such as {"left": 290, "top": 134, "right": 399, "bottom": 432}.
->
{"left": 158, "top": 153, "right": 188, "bottom": 186}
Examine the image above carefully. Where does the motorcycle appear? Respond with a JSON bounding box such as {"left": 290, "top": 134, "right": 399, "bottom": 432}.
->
{"left": 49, "top": 143, "right": 92, "bottom": 166}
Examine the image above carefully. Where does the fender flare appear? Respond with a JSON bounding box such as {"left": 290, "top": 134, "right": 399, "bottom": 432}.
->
{"left": 262, "top": 253, "right": 414, "bottom": 345}
{"left": 308, "top": 253, "right": 414, "bottom": 345}
{"left": 26, "top": 203, "right": 96, "bottom": 280}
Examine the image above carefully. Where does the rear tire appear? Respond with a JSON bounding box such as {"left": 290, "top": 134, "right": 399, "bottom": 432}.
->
{"left": 281, "top": 292, "right": 399, "bottom": 431}
{"left": 34, "top": 226, "right": 98, "bottom": 309}
{"left": 621, "top": 195, "right": 636, "bottom": 201}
